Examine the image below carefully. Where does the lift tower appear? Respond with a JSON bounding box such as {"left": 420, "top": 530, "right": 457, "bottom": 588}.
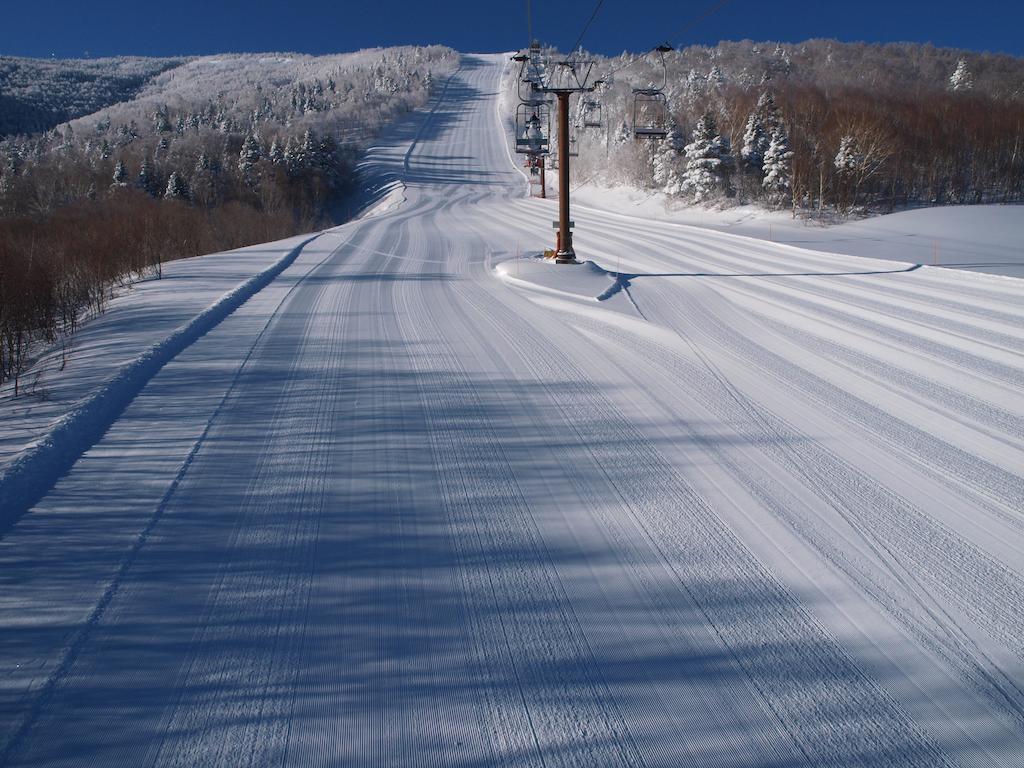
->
{"left": 513, "top": 44, "right": 600, "bottom": 264}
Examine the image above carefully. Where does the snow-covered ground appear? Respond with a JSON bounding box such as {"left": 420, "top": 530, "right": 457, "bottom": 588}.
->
{"left": 571, "top": 184, "right": 1024, "bottom": 278}
{"left": 1, "top": 54, "right": 1023, "bottom": 767}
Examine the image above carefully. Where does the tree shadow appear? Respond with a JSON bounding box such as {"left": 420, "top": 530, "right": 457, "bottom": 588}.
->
{"left": 0, "top": 342, "right": 981, "bottom": 767}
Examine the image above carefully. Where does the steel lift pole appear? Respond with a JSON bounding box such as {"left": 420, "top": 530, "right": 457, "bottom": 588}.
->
{"left": 555, "top": 91, "right": 574, "bottom": 263}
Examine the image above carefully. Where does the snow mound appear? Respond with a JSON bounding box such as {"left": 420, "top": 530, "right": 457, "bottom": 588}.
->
{"left": 494, "top": 256, "right": 620, "bottom": 302}
{"left": 355, "top": 179, "right": 407, "bottom": 220}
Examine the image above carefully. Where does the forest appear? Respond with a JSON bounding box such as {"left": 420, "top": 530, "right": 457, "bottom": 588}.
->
{"left": 0, "top": 55, "right": 184, "bottom": 137}
{"left": 0, "top": 46, "right": 456, "bottom": 393}
{"left": 531, "top": 39, "right": 1024, "bottom": 213}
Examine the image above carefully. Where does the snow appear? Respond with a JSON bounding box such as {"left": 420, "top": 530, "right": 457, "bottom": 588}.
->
{"left": 570, "top": 184, "right": 1024, "bottom": 278}
{"left": 0, "top": 238, "right": 308, "bottom": 466}
{"left": 1, "top": 53, "right": 1023, "bottom": 767}
{"left": 0, "top": 233, "right": 320, "bottom": 521}
{"left": 498, "top": 255, "right": 609, "bottom": 297}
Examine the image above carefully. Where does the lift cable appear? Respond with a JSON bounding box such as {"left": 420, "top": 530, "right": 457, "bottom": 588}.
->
{"left": 598, "top": 0, "right": 734, "bottom": 83}
{"left": 668, "top": 0, "right": 734, "bottom": 46}
{"left": 567, "top": 0, "right": 607, "bottom": 58}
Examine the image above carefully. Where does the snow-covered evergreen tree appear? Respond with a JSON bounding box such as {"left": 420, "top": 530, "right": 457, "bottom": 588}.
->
{"left": 283, "top": 136, "right": 300, "bottom": 173}
{"left": 137, "top": 158, "right": 156, "bottom": 195}
{"left": 683, "top": 69, "right": 704, "bottom": 103}
{"left": 316, "top": 135, "right": 341, "bottom": 186}
{"left": 741, "top": 92, "right": 780, "bottom": 171}
{"left": 268, "top": 138, "right": 285, "bottom": 165}
{"left": 949, "top": 58, "right": 973, "bottom": 91}
{"left": 239, "top": 133, "right": 262, "bottom": 168}
{"left": 111, "top": 160, "right": 127, "bottom": 187}
{"left": 191, "top": 152, "right": 217, "bottom": 206}
{"left": 154, "top": 108, "right": 172, "bottom": 133}
{"left": 834, "top": 135, "right": 861, "bottom": 175}
{"left": 681, "top": 113, "right": 728, "bottom": 203}
{"left": 741, "top": 110, "right": 767, "bottom": 169}
{"left": 665, "top": 121, "right": 686, "bottom": 152}
{"left": 762, "top": 124, "right": 793, "bottom": 201}
{"left": 652, "top": 123, "right": 686, "bottom": 195}
{"left": 163, "top": 171, "right": 188, "bottom": 200}
{"left": 300, "top": 129, "right": 317, "bottom": 167}
{"left": 238, "top": 133, "right": 262, "bottom": 186}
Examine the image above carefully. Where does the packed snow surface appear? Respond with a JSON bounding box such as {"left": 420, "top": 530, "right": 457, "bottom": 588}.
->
{"left": 571, "top": 184, "right": 1024, "bottom": 278}
{"left": 1, "top": 54, "right": 1023, "bottom": 767}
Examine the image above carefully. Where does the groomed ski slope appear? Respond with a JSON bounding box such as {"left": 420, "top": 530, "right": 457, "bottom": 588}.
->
{"left": 1, "top": 53, "right": 1023, "bottom": 767}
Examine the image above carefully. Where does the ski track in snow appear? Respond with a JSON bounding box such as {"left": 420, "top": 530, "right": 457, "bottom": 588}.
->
{"left": 0, "top": 53, "right": 1023, "bottom": 767}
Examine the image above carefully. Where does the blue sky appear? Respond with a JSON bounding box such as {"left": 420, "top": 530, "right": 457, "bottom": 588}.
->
{"left": 5, "top": 0, "right": 1022, "bottom": 59}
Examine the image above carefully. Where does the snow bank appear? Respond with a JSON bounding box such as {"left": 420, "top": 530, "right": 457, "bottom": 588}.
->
{"left": 355, "top": 179, "right": 407, "bottom": 219}
{"left": 0, "top": 234, "right": 320, "bottom": 528}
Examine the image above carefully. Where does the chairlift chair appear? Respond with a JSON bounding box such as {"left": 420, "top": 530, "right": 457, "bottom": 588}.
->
{"left": 632, "top": 43, "right": 673, "bottom": 140}
{"left": 515, "top": 102, "right": 550, "bottom": 155}
{"left": 632, "top": 89, "right": 669, "bottom": 139}
{"left": 581, "top": 98, "right": 603, "bottom": 128}
{"left": 513, "top": 45, "right": 549, "bottom": 102}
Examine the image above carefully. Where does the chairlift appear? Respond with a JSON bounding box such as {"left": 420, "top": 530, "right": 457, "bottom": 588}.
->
{"left": 515, "top": 102, "right": 550, "bottom": 155}
{"left": 632, "top": 90, "right": 669, "bottom": 139}
{"left": 581, "top": 98, "right": 603, "bottom": 128}
{"left": 552, "top": 58, "right": 595, "bottom": 92}
{"left": 513, "top": 43, "right": 548, "bottom": 102}
{"left": 632, "top": 43, "right": 673, "bottom": 140}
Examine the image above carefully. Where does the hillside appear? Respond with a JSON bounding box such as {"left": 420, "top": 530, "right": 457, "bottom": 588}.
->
{"left": 0, "top": 46, "right": 457, "bottom": 392}
{"left": 66, "top": 47, "right": 457, "bottom": 143}
{"left": 0, "top": 55, "right": 184, "bottom": 136}
{"left": 509, "top": 39, "right": 1024, "bottom": 214}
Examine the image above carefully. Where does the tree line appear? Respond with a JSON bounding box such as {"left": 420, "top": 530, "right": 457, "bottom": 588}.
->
{"left": 0, "top": 46, "right": 456, "bottom": 395}
{"left": 559, "top": 40, "right": 1024, "bottom": 213}
{"left": 0, "top": 128, "right": 345, "bottom": 394}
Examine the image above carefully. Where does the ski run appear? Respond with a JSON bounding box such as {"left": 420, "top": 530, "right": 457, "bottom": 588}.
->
{"left": 1, "top": 53, "right": 1023, "bottom": 768}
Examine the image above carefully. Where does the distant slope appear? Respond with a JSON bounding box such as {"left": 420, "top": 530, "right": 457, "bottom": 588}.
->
{"left": 0, "top": 56, "right": 184, "bottom": 136}
{"left": 66, "top": 47, "right": 457, "bottom": 145}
